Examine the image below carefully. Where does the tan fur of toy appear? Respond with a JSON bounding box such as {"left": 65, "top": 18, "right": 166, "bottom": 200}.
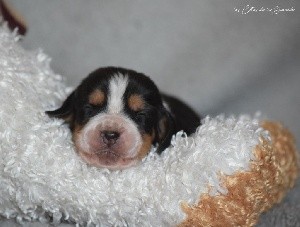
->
{"left": 180, "top": 121, "right": 299, "bottom": 227}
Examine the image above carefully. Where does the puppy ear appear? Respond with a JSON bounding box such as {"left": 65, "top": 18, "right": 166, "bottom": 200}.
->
{"left": 46, "top": 91, "right": 76, "bottom": 123}
{"left": 156, "top": 107, "right": 175, "bottom": 154}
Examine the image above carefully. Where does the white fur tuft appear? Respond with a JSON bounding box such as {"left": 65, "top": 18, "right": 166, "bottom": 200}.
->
{"left": 0, "top": 26, "right": 270, "bottom": 226}
{"left": 107, "top": 74, "right": 128, "bottom": 114}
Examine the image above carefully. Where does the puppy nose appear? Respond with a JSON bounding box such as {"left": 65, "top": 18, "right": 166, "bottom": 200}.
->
{"left": 102, "top": 131, "right": 120, "bottom": 142}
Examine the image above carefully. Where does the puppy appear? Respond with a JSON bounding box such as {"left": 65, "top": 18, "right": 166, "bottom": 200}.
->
{"left": 46, "top": 67, "right": 200, "bottom": 169}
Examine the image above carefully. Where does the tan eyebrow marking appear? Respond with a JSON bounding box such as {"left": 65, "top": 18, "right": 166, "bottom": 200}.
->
{"left": 128, "top": 94, "right": 145, "bottom": 111}
{"left": 89, "top": 89, "right": 105, "bottom": 106}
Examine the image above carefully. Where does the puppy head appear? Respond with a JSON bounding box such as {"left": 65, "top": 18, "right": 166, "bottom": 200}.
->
{"left": 46, "top": 67, "right": 174, "bottom": 170}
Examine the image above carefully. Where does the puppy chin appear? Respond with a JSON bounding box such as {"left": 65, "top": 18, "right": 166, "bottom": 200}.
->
{"left": 73, "top": 114, "right": 143, "bottom": 170}
{"left": 78, "top": 152, "right": 139, "bottom": 170}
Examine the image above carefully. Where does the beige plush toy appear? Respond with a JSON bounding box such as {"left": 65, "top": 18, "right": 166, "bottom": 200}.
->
{"left": 180, "top": 121, "right": 298, "bottom": 226}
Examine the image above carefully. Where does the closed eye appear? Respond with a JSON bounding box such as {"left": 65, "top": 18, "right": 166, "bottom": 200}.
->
{"left": 136, "top": 111, "right": 146, "bottom": 116}
{"left": 135, "top": 110, "right": 147, "bottom": 116}
{"left": 132, "top": 110, "right": 146, "bottom": 120}
{"left": 83, "top": 104, "right": 105, "bottom": 118}
{"left": 83, "top": 104, "right": 95, "bottom": 117}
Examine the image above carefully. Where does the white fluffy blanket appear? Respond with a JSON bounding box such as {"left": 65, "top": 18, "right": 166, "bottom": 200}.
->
{"left": 0, "top": 25, "right": 268, "bottom": 226}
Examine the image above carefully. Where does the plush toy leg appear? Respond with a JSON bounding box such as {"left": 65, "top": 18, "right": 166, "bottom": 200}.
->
{"left": 180, "top": 121, "right": 298, "bottom": 227}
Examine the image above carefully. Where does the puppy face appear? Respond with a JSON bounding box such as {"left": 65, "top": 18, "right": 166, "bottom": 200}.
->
{"left": 46, "top": 67, "right": 173, "bottom": 170}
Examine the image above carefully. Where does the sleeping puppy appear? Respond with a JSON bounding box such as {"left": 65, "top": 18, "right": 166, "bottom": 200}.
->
{"left": 46, "top": 67, "right": 200, "bottom": 169}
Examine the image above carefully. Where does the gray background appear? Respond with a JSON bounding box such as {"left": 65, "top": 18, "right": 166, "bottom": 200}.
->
{"left": 2, "top": 0, "right": 300, "bottom": 226}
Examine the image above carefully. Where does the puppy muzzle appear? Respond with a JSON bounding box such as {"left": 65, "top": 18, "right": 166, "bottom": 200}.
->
{"left": 74, "top": 114, "right": 142, "bottom": 169}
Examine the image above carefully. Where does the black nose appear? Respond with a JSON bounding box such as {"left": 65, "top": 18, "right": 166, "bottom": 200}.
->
{"left": 102, "top": 131, "right": 120, "bottom": 143}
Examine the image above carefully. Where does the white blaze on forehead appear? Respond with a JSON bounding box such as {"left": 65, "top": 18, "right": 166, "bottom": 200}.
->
{"left": 107, "top": 74, "right": 129, "bottom": 114}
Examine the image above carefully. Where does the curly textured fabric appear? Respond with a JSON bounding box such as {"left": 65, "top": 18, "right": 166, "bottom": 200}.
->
{"left": 0, "top": 25, "right": 298, "bottom": 226}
